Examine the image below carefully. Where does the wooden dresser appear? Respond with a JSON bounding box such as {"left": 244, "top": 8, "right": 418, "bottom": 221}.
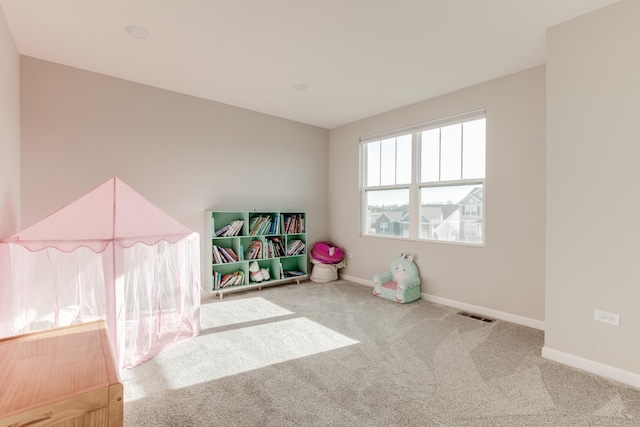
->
{"left": 0, "top": 320, "right": 123, "bottom": 427}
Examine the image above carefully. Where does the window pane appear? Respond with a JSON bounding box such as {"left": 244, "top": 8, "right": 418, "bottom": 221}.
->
{"left": 365, "top": 189, "right": 410, "bottom": 237}
{"left": 366, "top": 141, "right": 380, "bottom": 187}
{"left": 420, "top": 183, "right": 483, "bottom": 244}
{"left": 396, "top": 134, "right": 412, "bottom": 184}
{"left": 440, "top": 124, "right": 462, "bottom": 181}
{"left": 462, "top": 118, "right": 486, "bottom": 179}
{"left": 380, "top": 138, "right": 396, "bottom": 186}
{"left": 421, "top": 129, "right": 440, "bottom": 182}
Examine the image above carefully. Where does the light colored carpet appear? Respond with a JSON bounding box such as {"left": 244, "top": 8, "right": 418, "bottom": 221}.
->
{"left": 121, "top": 280, "right": 640, "bottom": 426}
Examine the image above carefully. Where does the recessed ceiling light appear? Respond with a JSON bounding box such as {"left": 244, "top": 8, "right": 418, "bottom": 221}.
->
{"left": 293, "top": 83, "right": 309, "bottom": 91}
{"left": 126, "top": 26, "right": 150, "bottom": 39}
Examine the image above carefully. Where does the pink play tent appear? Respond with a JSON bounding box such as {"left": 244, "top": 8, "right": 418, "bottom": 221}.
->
{"left": 0, "top": 177, "right": 200, "bottom": 369}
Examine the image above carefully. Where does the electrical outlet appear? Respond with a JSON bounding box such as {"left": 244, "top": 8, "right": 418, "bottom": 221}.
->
{"left": 346, "top": 252, "right": 353, "bottom": 259}
{"left": 594, "top": 309, "right": 620, "bottom": 326}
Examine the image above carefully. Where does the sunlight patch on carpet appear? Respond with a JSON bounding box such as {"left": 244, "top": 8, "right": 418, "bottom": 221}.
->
{"left": 200, "top": 297, "right": 294, "bottom": 329}
{"left": 123, "top": 317, "right": 359, "bottom": 402}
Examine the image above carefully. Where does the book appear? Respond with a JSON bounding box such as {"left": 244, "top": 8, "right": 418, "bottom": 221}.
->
{"left": 219, "top": 273, "right": 232, "bottom": 287}
{"left": 225, "top": 220, "right": 244, "bottom": 237}
{"left": 212, "top": 245, "right": 223, "bottom": 264}
{"left": 225, "top": 273, "right": 238, "bottom": 287}
{"left": 225, "top": 247, "right": 238, "bottom": 261}
{"left": 249, "top": 216, "right": 264, "bottom": 235}
{"left": 218, "top": 246, "right": 235, "bottom": 263}
{"left": 214, "top": 224, "right": 230, "bottom": 237}
{"left": 281, "top": 214, "right": 304, "bottom": 235}
{"left": 244, "top": 246, "right": 257, "bottom": 260}
{"left": 266, "top": 237, "right": 286, "bottom": 257}
{"left": 268, "top": 216, "right": 279, "bottom": 235}
{"left": 247, "top": 240, "right": 262, "bottom": 259}
{"left": 250, "top": 216, "right": 269, "bottom": 235}
{"left": 286, "top": 240, "right": 305, "bottom": 256}
{"left": 283, "top": 270, "right": 306, "bottom": 277}
{"left": 258, "top": 218, "right": 272, "bottom": 235}
{"left": 248, "top": 215, "right": 262, "bottom": 231}
{"left": 219, "top": 270, "right": 244, "bottom": 287}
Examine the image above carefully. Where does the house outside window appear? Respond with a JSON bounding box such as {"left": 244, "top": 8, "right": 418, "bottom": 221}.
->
{"left": 361, "top": 110, "right": 485, "bottom": 246}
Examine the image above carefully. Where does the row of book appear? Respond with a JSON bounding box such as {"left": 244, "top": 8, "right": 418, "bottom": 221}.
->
{"left": 266, "top": 237, "right": 287, "bottom": 258}
{"left": 214, "top": 220, "right": 244, "bottom": 237}
{"left": 213, "top": 264, "right": 308, "bottom": 290}
{"left": 245, "top": 238, "right": 304, "bottom": 259}
{"left": 286, "top": 240, "right": 306, "bottom": 256}
{"left": 215, "top": 214, "right": 304, "bottom": 238}
{"left": 215, "top": 240, "right": 306, "bottom": 263}
{"left": 212, "top": 245, "right": 239, "bottom": 264}
{"left": 282, "top": 214, "right": 304, "bottom": 234}
{"left": 248, "top": 215, "right": 280, "bottom": 236}
{"left": 213, "top": 270, "right": 245, "bottom": 289}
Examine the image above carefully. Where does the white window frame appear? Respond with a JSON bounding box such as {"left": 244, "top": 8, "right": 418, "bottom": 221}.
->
{"left": 360, "top": 109, "right": 486, "bottom": 247}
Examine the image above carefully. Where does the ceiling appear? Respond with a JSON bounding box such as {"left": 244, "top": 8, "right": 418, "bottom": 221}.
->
{"left": 0, "top": 0, "right": 621, "bottom": 129}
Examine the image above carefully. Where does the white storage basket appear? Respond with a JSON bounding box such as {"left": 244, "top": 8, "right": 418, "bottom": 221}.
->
{"left": 309, "top": 263, "right": 338, "bottom": 283}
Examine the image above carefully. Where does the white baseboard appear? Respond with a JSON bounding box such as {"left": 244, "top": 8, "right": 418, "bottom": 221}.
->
{"left": 339, "top": 274, "right": 545, "bottom": 331}
{"left": 422, "top": 294, "right": 545, "bottom": 331}
{"left": 339, "top": 274, "right": 373, "bottom": 287}
{"left": 542, "top": 346, "right": 640, "bottom": 389}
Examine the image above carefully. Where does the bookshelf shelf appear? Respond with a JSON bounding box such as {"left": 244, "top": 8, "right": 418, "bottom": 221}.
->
{"left": 205, "top": 210, "right": 308, "bottom": 298}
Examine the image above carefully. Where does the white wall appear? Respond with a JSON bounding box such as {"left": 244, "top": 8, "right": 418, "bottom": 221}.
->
{"left": 329, "top": 66, "right": 546, "bottom": 325}
{"left": 20, "top": 57, "right": 330, "bottom": 284}
{"left": 545, "top": 0, "right": 640, "bottom": 385}
{"left": 0, "top": 5, "right": 20, "bottom": 238}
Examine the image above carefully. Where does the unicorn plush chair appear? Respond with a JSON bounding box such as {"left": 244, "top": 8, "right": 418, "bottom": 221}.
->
{"left": 373, "top": 253, "right": 421, "bottom": 303}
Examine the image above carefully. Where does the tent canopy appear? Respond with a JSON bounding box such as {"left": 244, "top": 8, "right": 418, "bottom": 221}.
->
{"left": 3, "top": 177, "right": 194, "bottom": 252}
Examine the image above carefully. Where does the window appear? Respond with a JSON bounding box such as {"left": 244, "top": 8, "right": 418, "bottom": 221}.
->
{"left": 361, "top": 110, "right": 485, "bottom": 245}
{"left": 463, "top": 205, "right": 479, "bottom": 216}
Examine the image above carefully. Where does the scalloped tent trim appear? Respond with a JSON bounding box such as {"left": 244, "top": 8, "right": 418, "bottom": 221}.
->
{"left": 1, "top": 177, "right": 194, "bottom": 251}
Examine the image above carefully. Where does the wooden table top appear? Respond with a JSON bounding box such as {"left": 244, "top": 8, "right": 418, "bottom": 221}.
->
{"left": 0, "top": 321, "right": 120, "bottom": 417}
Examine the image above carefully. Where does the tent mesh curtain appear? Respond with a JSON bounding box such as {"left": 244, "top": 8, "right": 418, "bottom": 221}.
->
{"left": 120, "top": 236, "right": 200, "bottom": 368}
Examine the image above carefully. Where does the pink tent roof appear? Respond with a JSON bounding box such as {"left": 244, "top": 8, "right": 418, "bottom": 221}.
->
{"left": 2, "top": 177, "right": 194, "bottom": 253}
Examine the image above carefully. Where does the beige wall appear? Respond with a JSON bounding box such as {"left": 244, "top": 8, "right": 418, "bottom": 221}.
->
{"left": 329, "top": 66, "right": 546, "bottom": 325}
{"left": 0, "top": 6, "right": 20, "bottom": 238}
{"left": 20, "top": 57, "right": 330, "bottom": 285}
{"left": 545, "top": 0, "right": 640, "bottom": 381}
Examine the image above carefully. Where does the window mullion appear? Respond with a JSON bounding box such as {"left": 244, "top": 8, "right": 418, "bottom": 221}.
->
{"left": 460, "top": 122, "right": 464, "bottom": 180}
{"left": 438, "top": 128, "right": 442, "bottom": 182}
{"left": 394, "top": 137, "right": 398, "bottom": 185}
{"left": 411, "top": 131, "right": 420, "bottom": 239}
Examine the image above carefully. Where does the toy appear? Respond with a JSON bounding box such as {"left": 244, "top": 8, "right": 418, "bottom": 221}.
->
{"left": 249, "top": 261, "right": 270, "bottom": 283}
{"left": 373, "top": 253, "right": 421, "bottom": 303}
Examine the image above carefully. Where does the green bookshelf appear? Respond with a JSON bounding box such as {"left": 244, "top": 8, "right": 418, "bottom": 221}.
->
{"left": 205, "top": 210, "right": 308, "bottom": 298}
